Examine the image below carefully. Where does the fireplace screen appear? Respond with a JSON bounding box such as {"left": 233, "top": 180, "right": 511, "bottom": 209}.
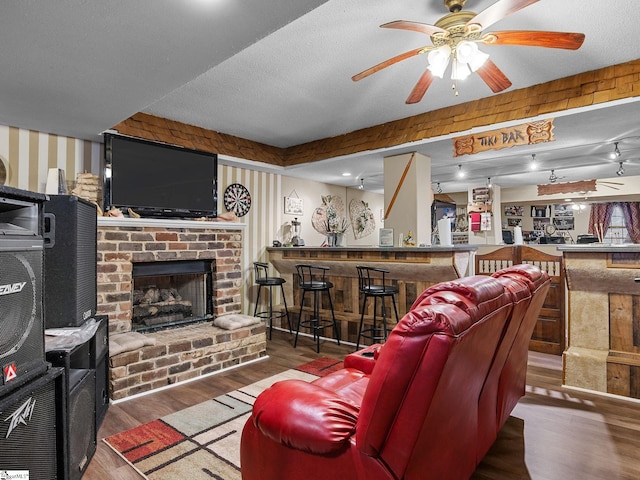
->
{"left": 132, "top": 260, "right": 213, "bottom": 332}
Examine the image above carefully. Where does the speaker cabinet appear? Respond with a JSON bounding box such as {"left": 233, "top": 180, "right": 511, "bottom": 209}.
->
{"left": 50, "top": 316, "right": 110, "bottom": 432}
{"left": 0, "top": 239, "right": 48, "bottom": 395}
{"left": 66, "top": 368, "right": 97, "bottom": 480}
{"left": 0, "top": 367, "right": 65, "bottom": 479}
{"left": 43, "top": 194, "right": 97, "bottom": 328}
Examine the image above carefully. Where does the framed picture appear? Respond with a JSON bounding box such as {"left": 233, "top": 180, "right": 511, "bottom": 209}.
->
{"left": 379, "top": 228, "right": 394, "bottom": 247}
{"left": 507, "top": 218, "right": 522, "bottom": 227}
{"left": 504, "top": 205, "right": 524, "bottom": 216}
{"left": 553, "top": 204, "right": 573, "bottom": 216}
{"left": 284, "top": 196, "right": 303, "bottom": 215}
{"left": 533, "top": 217, "right": 550, "bottom": 231}
{"left": 553, "top": 217, "right": 574, "bottom": 230}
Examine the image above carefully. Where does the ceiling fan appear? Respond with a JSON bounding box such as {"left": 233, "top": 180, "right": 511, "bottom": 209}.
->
{"left": 352, "top": 0, "right": 585, "bottom": 104}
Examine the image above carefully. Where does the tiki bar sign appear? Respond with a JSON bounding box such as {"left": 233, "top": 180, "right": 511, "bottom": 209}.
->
{"left": 453, "top": 119, "right": 555, "bottom": 156}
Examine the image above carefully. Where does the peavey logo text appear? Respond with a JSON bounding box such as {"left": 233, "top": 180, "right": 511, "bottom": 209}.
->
{"left": 3, "top": 397, "right": 36, "bottom": 439}
{"left": 0, "top": 282, "right": 27, "bottom": 296}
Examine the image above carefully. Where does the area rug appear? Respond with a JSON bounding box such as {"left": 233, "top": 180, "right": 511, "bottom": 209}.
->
{"left": 104, "top": 358, "right": 343, "bottom": 480}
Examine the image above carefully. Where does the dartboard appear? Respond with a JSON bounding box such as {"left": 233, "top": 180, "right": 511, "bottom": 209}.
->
{"left": 223, "top": 183, "right": 251, "bottom": 217}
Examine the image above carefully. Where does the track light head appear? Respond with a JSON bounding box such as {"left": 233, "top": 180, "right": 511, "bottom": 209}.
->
{"left": 549, "top": 169, "right": 558, "bottom": 183}
{"left": 529, "top": 153, "right": 538, "bottom": 171}
{"left": 435, "top": 182, "right": 443, "bottom": 194}
{"left": 456, "top": 164, "right": 465, "bottom": 178}
{"left": 359, "top": 178, "right": 364, "bottom": 189}
{"left": 610, "top": 141, "right": 622, "bottom": 159}
{"left": 616, "top": 161, "right": 625, "bottom": 176}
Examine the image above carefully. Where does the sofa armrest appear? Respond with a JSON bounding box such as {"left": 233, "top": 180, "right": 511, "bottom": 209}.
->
{"left": 252, "top": 379, "right": 359, "bottom": 455}
{"left": 343, "top": 344, "right": 382, "bottom": 374}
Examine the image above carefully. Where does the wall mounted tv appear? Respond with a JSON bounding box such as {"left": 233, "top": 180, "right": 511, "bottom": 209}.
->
{"left": 104, "top": 134, "right": 218, "bottom": 218}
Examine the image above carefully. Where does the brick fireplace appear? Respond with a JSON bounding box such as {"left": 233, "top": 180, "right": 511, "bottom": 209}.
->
{"left": 97, "top": 217, "right": 266, "bottom": 400}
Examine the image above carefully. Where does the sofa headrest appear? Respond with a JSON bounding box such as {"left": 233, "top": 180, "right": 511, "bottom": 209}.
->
{"left": 492, "top": 264, "right": 550, "bottom": 293}
{"left": 410, "top": 275, "right": 508, "bottom": 322}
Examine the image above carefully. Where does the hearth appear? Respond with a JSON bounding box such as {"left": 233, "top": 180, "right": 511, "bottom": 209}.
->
{"left": 132, "top": 259, "right": 213, "bottom": 332}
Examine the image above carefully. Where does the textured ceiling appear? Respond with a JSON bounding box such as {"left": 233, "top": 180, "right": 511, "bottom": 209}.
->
{"left": 1, "top": 0, "right": 640, "bottom": 193}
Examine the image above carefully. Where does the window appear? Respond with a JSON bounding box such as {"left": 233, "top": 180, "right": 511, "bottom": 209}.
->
{"left": 604, "top": 204, "right": 630, "bottom": 243}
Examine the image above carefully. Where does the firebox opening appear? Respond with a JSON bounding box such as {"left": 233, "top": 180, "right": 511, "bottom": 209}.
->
{"left": 132, "top": 260, "right": 213, "bottom": 333}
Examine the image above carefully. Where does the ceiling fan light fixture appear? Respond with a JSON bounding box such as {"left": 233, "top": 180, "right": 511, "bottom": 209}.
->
{"left": 456, "top": 41, "right": 489, "bottom": 72}
{"left": 427, "top": 45, "right": 451, "bottom": 78}
{"left": 451, "top": 57, "right": 471, "bottom": 80}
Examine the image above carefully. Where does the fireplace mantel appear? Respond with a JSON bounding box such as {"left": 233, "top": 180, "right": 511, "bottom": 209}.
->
{"left": 97, "top": 216, "right": 246, "bottom": 230}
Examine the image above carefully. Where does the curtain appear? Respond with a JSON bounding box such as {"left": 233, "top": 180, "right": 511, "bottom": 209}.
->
{"left": 588, "top": 203, "right": 614, "bottom": 239}
{"left": 619, "top": 202, "right": 640, "bottom": 243}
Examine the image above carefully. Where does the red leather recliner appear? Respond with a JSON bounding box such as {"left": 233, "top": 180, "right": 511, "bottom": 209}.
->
{"left": 240, "top": 265, "right": 550, "bottom": 480}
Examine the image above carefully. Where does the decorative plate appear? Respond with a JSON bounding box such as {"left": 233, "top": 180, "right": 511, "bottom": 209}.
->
{"left": 545, "top": 223, "right": 556, "bottom": 235}
{"left": 223, "top": 183, "right": 251, "bottom": 217}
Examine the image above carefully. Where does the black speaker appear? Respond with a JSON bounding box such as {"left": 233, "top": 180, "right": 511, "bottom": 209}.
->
{"left": 66, "top": 368, "right": 97, "bottom": 480}
{"left": 0, "top": 367, "right": 65, "bottom": 479}
{"left": 49, "top": 316, "right": 110, "bottom": 432}
{"left": 0, "top": 239, "right": 49, "bottom": 395}
{"left": 43, "top": 194, "right": 97, "bottom": 328}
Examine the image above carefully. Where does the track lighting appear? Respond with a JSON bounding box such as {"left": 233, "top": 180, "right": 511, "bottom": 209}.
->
{"left": 549, "top": 169, "right": 558, "bottom": 183}
{"left": 609, "top": 142, "right": 621, "bottom": 159}
{"left": 359, "top": 178, "right": 365, "bottom": 189}
{"left": 616, "top": 161, "right": 625, "bottom": 176}
{"left": 487, "top": 177, "right": 492, "bottom": 188}
{"left": 435, "top": 182, "right": 443, "bottom": 194}
{"left": 456, "top": 164, "right": 465, "bottom": 178}
{"left": 529, "top": 153, "right": 538, "bottom": 171}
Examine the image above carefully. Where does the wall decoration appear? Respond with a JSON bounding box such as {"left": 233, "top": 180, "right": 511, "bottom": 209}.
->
{"left": 284, "top": 196, "right": 303, "bottom": 215}
{"left": 507, "top": 218, "right": 522, "bottom": 227}
{"left": 223, "top": 183, "right": 251, "bottom": 217}
{"left": 533, "top": 217, "right": 550, "bottom": 231}
{"left": 311, "top": 195, "right": 347, "bottom": 235}
{"left": 553, "top": 217, "right": 575, "bottom": 230}
{"left": 453, "top": 119, "right": 555, "bottom": 156}
{"left": 537, "top": 179, "right": 596, "bottom": 196}
{"left": 531, "top": 205, "right": 550, "bottom": 217}
{"left": 504, "top": 205, "right": 524, "bottom": 216}
{"left": 553, "top": 204, "right": 573, "bottom": 216}
{"left": 349, "top": 199, "right": 375, "bottom": 239}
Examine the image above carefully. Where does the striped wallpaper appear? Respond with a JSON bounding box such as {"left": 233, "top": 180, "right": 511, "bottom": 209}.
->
{"left": 0, "top": 123, "right": 282, "bottom": 315}
{"left": 0, "top": 125, "right": 102, "bottom": 193}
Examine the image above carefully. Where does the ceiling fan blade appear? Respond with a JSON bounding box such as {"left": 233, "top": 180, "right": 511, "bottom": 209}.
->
{"left": 481, "top": 31, "right": 585, "bottom": 50}
{"left": 475, "top": 59, "right": 512, "bottom": 93}
{"left": 381, "top": 20, "right": 447, "bottom": 37}
{"left": 352, "top": 46, "right": 430, "bottom": 82}
{"left": 405, "top": 69, "right": 435, "bottom": 104}
{"left": 467, "top": 0, "right": 540, "bottom": 31}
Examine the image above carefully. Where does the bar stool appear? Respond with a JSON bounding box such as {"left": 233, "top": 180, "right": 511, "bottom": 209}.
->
{"left": 253, "top": 262, "right": 291, "bottom": 340}
{"left": 355, "top": 265, "right": 400, "bottom": 350}
{"left": 294, "top": 264, "right": 340, "bottom": 353}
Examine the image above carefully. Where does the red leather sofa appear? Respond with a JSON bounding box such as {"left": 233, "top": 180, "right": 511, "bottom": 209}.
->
{"left": 240, "top": 264, "right": 550, "bottom": 480}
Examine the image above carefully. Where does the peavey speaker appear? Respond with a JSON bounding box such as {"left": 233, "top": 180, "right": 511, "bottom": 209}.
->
{"left": 0, "top": 238, "right": 48, "bottom": 395}
{"left": 0, "top": 366, "right": 65, "bottom": 479}
{"left": 43, "top": 194, "right": 97, "bottom": 328}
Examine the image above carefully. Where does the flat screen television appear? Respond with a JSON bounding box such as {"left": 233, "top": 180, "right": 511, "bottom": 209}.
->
{"left": 103, "top": 134, "right": 218, "bottom": 218}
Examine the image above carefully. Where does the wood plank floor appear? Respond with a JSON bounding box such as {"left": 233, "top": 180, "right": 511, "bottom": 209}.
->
{"left": 84, "top": 330, "right": 640, "bottom": 479}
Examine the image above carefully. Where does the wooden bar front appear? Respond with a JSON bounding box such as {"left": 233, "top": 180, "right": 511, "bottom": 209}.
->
{"left": 267, "top": 246, "right": 475, "bottom": 346}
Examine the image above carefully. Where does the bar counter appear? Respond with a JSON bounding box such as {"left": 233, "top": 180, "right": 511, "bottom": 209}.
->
{"left": 557, "top": 244, "right": 640, "bottom": 399}
{"left": 267, "top": 245, "right": 476, "bottom": 345}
